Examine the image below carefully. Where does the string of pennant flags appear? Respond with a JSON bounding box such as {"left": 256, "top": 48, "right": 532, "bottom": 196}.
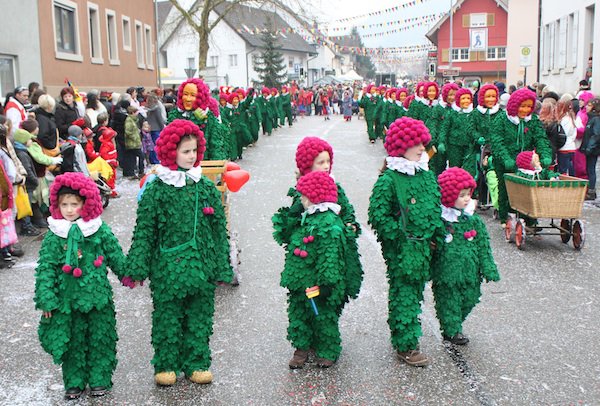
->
{"left": 330, "top": 0, "right": 433, "bottom": 23}
{"left": 326, "top": 13, "right": 442, "bottom": 32}
{"left": 358, "top": 14, "right": 443, "bottom": 38}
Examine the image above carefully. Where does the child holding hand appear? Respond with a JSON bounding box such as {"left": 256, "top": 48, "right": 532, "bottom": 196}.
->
{"left": 277, "top": 171, "right": 361, "bottom": 369}
{"left": 431, "top": 167, "right": 500, "bottom": 345}
{"left": 34, "top": 172, "right": 131, "bottom": 400}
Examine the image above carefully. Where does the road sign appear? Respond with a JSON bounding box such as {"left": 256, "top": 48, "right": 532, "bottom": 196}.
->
{"left": 520, "top": 46, "right": 532, "bottom": 67}
{"left": 184, "top": 68, "right": 197, "bottom": 78}
{"left": 294, "top": 63, "right": 300, "bottom": 73}
{"left": 442, "top": 69, "right": 461, "bottom": 77}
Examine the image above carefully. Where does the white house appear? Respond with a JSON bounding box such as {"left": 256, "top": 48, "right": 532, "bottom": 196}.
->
{"left": 157, "top": 1, "right": 316, "bottom": 89}
{"left": 539, "top": 0, "right": 599, "bottom": 94}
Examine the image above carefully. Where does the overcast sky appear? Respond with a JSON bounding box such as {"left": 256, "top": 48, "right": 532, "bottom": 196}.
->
{"left": 307, "top": 0, "right": 451, "bottom": 48}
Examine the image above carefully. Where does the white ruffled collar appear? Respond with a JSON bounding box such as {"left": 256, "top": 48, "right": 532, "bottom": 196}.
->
{"left": 396, "top": 100, "right": 403, "bottom": 106}
{"left": 48, "top": 216, "right": 102, "bottom": 238}
{"left": 155, "top": 165, "right": 202, "bottom": 187}
{"left": 506, "top": 110, "right": 532, "bottom": 125}
{"left": 386, "top": 153, "right": 429, "bottom": 176}
{"left": 477, "top": 104, "right": 500, "bottom": 115}
{"left": 439, "top": 99, "right": 448, "bottom": 108}
{"left": 365, "top": 93, "right": 373, "bottom": 99}
{"left": 425, "top": 99, "right": 439, "bottom": 107}
{"left": 441, "top": 200, "right": 476, "bottom": 222}
{"left": 518, "top": 168, "right": 541, "bottom": 176}
{"left": 452, "top": 103, "right": 473, "bottom": 113}
{"left": 304, "top": 202, "right": 341, "bottom": 216}
{"left": 414, "top": 95, "right": 424, "bottom": 103}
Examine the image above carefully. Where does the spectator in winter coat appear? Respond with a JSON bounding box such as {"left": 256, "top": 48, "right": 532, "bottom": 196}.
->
{"left": 110, "top": 100, "right": 129, "bottom": 169}
{"left": 54, "top": 87, "right": 81, "bottom": 140}
{"left": 35, "top": 95, "right": 60, "bottom": 153}
{"left": 124, "top": 106, "right": 144, "bottom": 178}
{"left": 4, "top": 86, "right": 29, "bottom": 137}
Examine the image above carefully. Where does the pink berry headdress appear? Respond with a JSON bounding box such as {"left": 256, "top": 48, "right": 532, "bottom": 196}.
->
{"left": 438, "top": 167, "right": 477, "bottom": 208}
{"left": 506, "top": 88, "right": 537, "bottom": 117}
{"left": 384, "top": 117, "right": 431, "bottom": 157}
{"left": 453, "top": 88, "right": 473, "bottom": 108}
{"left": 155, "top": 119, "right": 207, "bottom": 170}
{"left": 49, "top": 172, "right": 103, "bottom": 221}
{"left": 296, "top": 171, "right": 338, "bottom": 204}
{"left": 295, "top": 137, "right": 334, "bottom": 176}
{"left": 516, "top": 151, "right": 536, "bottom": 171}
{"left": 441, "top": 83, "right": 459, "bottom": 103}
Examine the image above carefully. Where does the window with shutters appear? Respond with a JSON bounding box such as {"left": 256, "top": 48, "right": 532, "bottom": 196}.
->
{"left": 487, "top": 47, "right": 496, "bottom": 60}
{"left": 568, "top": 12, "right": 578, "bottom": 68}
{"left": 558, "top": 16, "right": 567, "bottom": 68}
{"left": 487, "top": 13, "right": 495, "bottom": 27}
{"left": 87, "top": 3, "right": 102, "bottom": 64}
{"left": 53, "top": 0, "right": 83, "bottom": 61}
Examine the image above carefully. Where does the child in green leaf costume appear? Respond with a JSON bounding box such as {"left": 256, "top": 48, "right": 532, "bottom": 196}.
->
{"left": 280, "top": 86, "right": 293, "bottom": 127}
{"left": 490, "top": 88, "right": 553, "bottom": 225}
{"left": 360, "top": 85, "right": 379, "bottom": 143}
{"left": 34, "top": 172, "right": 130, "bottom": 400}
{"left": 167, "top": 78, "right": 230, "bottom": 160}
{"left": 277, "top": 171, "right": 360, "bottom": 369}
{"left": 426, "top": 83, "right": 458, "bottom": 176}
{"left": 368, "top": 117, "right": 443, "bottom": 367}
{"left": 438, "top": 88, "right": 475, "bottom": 175}
{"left": 124, "top": 119, "right": 233, "bottom": 387}
{"left": 259, "top": 87, "right": 274, "bottom": 136}
{"left": 223, "top": 93, "right": 253, "bottom": 160}
{"left": 431, "top": 167, "right": 499, "bottom": 346}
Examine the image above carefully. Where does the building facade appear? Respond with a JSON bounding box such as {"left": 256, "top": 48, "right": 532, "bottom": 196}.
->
{"left": 505, "top": 0, "right": 540, "bottom": 88}
{"left": 39, "top": 0, "right": 158, "bottom": 95}
{"left": 426, "top": 0, "right": 508, "bottom": 85}
{"left": 539, "top": 0, "right": 599, "bottom": 94}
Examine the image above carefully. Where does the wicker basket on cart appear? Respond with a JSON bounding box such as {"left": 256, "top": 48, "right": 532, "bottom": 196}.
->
{"left": 504, "top": 174, "right": 588, "bottom": 218}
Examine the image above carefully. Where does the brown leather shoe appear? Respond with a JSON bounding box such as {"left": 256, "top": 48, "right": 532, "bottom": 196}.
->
{"left": 288, "top": 349, "right": 309, "bottom": 369}
{"left": 316, "top": 357, "right": 335, "bottom": 368}
{"left": 397, "top": 350, "right": 429, "bottom": 367}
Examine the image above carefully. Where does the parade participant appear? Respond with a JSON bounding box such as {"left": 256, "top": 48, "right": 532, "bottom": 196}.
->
{"left": 490, "top": 88, "right": 553, "bottom": 227}
{"left": 245, "top": 88, "right": 263, "bottom": 143}
{"left": 393, "top": 88, "right": 409, "bottom": 121}
{"left": 472, "top": 84, "right": 502, "bottom": 145}
{"left": 34, "top": 172, "right": 130, "bottom": 400}
{"left": 374, "top": 85, "right": 387, "bottom": 139}
{"left": 276, "top": 171, "right": 361, "bottom": 369}
{"left": 426, "top": 82, "right": 458, "bottom": 175}
{"left": 359, "top": 84, "right": 379, "bottom": 143}
{"left": 438, "top": 88, "right": 475, "bottom": 176}
{"left": 124, "top": 119, "right": 232, "bottom": 386}
{"left": 407, "top": 82, "right": 427, "bottom": 121}
{"left": 260, "top": 87, "right": 274, "bottom": 136}
{"left": 403, "top": 94, "right": 415, "bottom": 112}
{"left": 98, "top": 127, "right": 119, "bottom": 197}
{"left": 432, "top": 167, "right": 499, "bottom": 345}
{"left": 368, "top": 117, "right": 442, "bottom": 367}
{"left": 167, "top": 78, "right": 229, "bottom": 160}
{"left": 271, "top": 88, "right": 282, "bottom": 129}
{"left": 280, "top": 86, "right": 293, "bottom": 127}
{"left": 224, "top": 92, "right": 252, "bottom": 160}
{"left": 381, "top": 88, "right": 398, "bottom": 129}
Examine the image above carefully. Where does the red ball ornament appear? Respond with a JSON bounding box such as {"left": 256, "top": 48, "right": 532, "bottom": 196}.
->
{"left": 73, "top": 268, "right": 82, "bottom": 278}
{"left": 294, "top": 248, "right": 301, "bottom": 256}
{"left": 300, "top": 250, "right": 308, "bottom": 258}
{"left": 62, "top": 264, "right": 72, "bottom": 273}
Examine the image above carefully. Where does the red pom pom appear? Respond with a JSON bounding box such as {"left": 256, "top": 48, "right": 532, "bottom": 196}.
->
{"left": 73, "top": 268, "right": 82, "bottom": 278}
{"left": 294, "top": 248, "right": 301, "bottom": 256}
{"left": 300, "top": 250, "right": 308, "bottom": 258}
{"left": 307, "top": 235, "right": 314, "bottom": 243}
{"left": 62, "top": 264, "right": 72, "bottom": 273}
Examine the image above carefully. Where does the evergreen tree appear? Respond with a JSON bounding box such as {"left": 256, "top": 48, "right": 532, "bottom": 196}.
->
{"left": 351, "top": 27, "right": 376, "bottom": 80}
{"left": 254, "top": 17, "right": 288, "bottom": 88}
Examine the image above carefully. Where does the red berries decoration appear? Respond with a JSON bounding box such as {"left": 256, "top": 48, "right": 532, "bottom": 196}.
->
{"left": 296, "top": 172, "right": 338, "bottom": 204}
{"left": 438, "top": 167, "right": 477, "bottom": 208}
{"left": 302, "top": 235, "right": 314, "bottom": 244}
{"left": 93, "top": 256, "right": 104, "bottom": 267}
{"left": 464, "top": 230, "right": 477, "bottom": 240}
{"left": 384, "top": 117, "right": 431, "bottom": 158}
{"left": 295, "top": 137, "right": 334, "bottom": 176}
{"left": 62, "top": 264, "right": 72, "bottom": 273}
{"left": 203, "top": 207, "right": 215, "bottom": 215}
{"left": 72, "top": 268, "right": 82, "bottom": 278}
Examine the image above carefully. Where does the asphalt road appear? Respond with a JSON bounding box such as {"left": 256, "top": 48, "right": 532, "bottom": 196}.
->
{"left": 1, "top": 114, "right": 599, "bottom": 405}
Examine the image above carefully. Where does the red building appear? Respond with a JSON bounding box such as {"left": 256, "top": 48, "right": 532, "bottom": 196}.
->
{"left": 426, "top": 0, "right": 508, "bottom": 85}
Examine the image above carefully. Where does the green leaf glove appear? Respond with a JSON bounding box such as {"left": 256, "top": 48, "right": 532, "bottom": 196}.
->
{"left": 477, "top": 136, "right": 486, "bottom": 146}
{"left": 437, "top": 143, "right": 446, "bottom": 154}
{"left": 504, "top": 159, "right": 516, "bottom": 171}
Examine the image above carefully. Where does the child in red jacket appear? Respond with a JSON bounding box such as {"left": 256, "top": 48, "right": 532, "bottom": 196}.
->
{"left": 98, "top": 128, "right": 119, "bottom": 197}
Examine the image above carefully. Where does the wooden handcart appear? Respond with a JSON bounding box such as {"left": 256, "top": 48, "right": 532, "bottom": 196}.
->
{"left": 504, "top": 174, "right": 588, "bottom": 250}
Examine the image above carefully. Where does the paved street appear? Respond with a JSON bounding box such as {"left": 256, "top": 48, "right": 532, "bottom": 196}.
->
{"left": 1, "top": 114, "right": 599, "bottom": 405}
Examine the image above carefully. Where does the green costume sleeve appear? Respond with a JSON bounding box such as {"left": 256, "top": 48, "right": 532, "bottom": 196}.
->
{"left": 34, "top": 232, "right": 63, "bottom": 312}
{"left": 490, "top": 117, "right": 516, "bottom": 171}
{"left": 473, "top": 216, "right": 499, "bottom": 282}
{"left": 206, "top": 181, "right": 233, "bottom": 282}
{"left": 99, "top": 222, "right": 127, "bottom": 278}
{"left": 314, "top": 219, "right": 346, "bottom": 292}
{"left": 336, "top": 183, "right": 361, "bottom": 234}
{"left": 368, "top": 173, "right": 405, "bottom": 244}
{"left": 126, "top": 180, "right": 159, "bottom": 281}
{"left": 205, "top": 113, "right": 229, "bottom": 160}
{"left": 272, "top": 188, "right": 303, "bottom": 245}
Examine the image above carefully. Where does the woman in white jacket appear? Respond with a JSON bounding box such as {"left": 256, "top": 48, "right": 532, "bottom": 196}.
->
{"left": 556, "top": 94, "right": 578, "bottom": 176}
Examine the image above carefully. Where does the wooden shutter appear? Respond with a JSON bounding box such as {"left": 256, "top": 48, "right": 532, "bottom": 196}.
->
{"left": 487, "top": 13, "right": 495, "bottom": 27}
{"left": 559, "top": 16, "right": 567, "bottom": 68}
{"left": 478, "top": 51, "right": 486, "bottom": 61}
{"left": 469, "top": 51, "right": 477, "bottom": 61}
{"left": 571, "top": 12, "right": 578, "bottom": 67}
{"left": 463, "top": 14, "right": 470, "bottom": 27}
{"left": 441, "top": 49, "right": 449, "bottom": 62}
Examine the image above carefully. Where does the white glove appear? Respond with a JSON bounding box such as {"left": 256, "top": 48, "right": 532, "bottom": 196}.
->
{"left": 51, "top": 156, "right": 63, "bottom": 165}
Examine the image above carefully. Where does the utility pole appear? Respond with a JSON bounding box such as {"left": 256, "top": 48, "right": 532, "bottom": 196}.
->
{"left": 448, "top": 0, "right": 453, "bottom": 70}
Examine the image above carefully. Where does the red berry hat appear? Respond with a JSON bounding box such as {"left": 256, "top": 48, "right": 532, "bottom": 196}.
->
{"left": 478, "top": 84, "right": 499, "bottom": 106}
{"left": 155, "top": 119, "right": 207, "bottom": 170}
{"left": 377, "top": 85, "right": 387, "bottom": 95}
{"left": 227, "top": 93, "right": 239, "bottom": 104}
{"left": 296, "top": 171, "right": 338, "bottom": 204}
{"left": 366, "top": 84, "right": 375, "bottom": 94}
{"left": 403, "top": 94, "right": 415, "bottom": 109}
{"left": 441, "top": 83, "right": 459, "bottom": 103}
{"left": 396, "top": 88, "right": 408, "bottom": 99}
{"left": 416, "top": 82, "right": 425, "bottom": 97}
{"left": 506, "top": 88, "right": 537, "bottom": 117}
{"left": 271, "top": 87, "right": 279, "bottom": 95}
{"left": 50, "top": 172, "right": 103, "bottom": 221}
{"left": 454, "top": 88, "right": 473, "bottom": 107}
{"left": 516, "top": 151, "right": 535, "bottom": 171}
{"left": 176, "top": 78, "right": 219, "bottom": 117}
{"left": 384, "top": 117, "right": 431, "bottom": 157}
{"left": 219, "top": 93, "right": 227, "bottom": 102}
{"left": 282, "top": 86, "right": 288, "bottom": 92}
{"left": 438, "top": 167, "right": 477, "bottom": 208}
{"left": 424, "top": 82, "right": 440, "bottom": 100}
{"left": 295, "top": 137, "right": 334, "bottom": 176}
{"left": 261, "top": 87, "right": 270, "bottom": 95}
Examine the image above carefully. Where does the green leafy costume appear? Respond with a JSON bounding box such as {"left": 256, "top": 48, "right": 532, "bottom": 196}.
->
{"left": 368, "top": 159, "right": 443, "bottom": 352}
{"left": 269, "top": 96, "right": 280, "bottom": 129}
{"left": 275, "top": 204, "right": 361, "bottom": 361}
{"left": 431, "top": 207, "right": 499, "bottom": 338}
{"left": 438, "top": 105, "right": 475, "bottom": 175}
{"left": 280, "top": 92, "right": 293, "bottom": 126}
{"left": 359, "top": 94, "right": 379, "bottom": 141}
{"left": 125, "top": 167, "right": 233, "bottom": 375}
{"left": 34, "top": 218, "right": 127, "bottom": 391}
{"left": 490, "top": 112, "right": 553, "bottom": 222}
{"left": 167, "top": 108, "right": 230, "bottom": 160}
{"left": 425, "top": 101, "right": 451, "bottom": 176}
{"left": 224, "top": 102, "right": 253, "bottom": 160}
{"left": 407, "top": 97, "right": 427, "bottom": 122}
{"left": 258, "top": 95, "right": 273, "bottom": 135}
{"left": 247, "top": 96, "right": 263, "bottom": 142}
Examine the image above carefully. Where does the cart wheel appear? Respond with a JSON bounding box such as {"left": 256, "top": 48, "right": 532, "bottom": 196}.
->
{"left": 504, "top": 218, "right": 513, "bottom": 242}
{"left": 515, "top": 219, "right": 525, "bottom": 250}
{"left": 559, "top": 219, "right": 571, "bottom": 244}
{"left": 101, "top": 194, "right": 110, "bottom": 208}
{"left": 572, "top": 220, "right": 585, "bottom": 250}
